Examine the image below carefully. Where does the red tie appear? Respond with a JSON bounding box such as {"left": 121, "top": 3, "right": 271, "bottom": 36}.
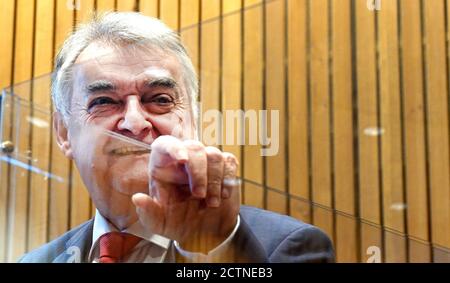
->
{"left": 98, "top": 232, "right": 142, "bottom": 263}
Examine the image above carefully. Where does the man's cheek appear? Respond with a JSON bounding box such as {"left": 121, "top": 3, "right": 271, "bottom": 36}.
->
{"left": 162, "top": 113, "right": 194, "bottom": 139}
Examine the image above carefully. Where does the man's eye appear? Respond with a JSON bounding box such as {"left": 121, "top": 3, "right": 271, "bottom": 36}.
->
{"left": 148, "top": 95, "right": 174, "bottom": 105}
{"left": 88, "top": 97, "right": 117, "bottom": 109}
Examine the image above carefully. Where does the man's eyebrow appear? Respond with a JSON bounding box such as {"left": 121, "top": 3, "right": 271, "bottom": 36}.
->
{"left": 85, "top": 80, "right": 116, "bottom": 93}
{"left": 144, "top": 77, "right": 178, "bottom": 89}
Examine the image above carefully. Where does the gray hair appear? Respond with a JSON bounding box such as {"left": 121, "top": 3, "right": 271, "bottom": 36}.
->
{"left": 52, "top": 12, "right": 198, "bottom": 123}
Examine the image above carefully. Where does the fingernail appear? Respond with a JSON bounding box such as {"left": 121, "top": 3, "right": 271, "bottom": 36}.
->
{"left": 176, "top": 148, "right": 188, "bottom": 161}
{"left": 207, "top": 197, "right": 220, "bottom": 207}
{"left": 132, "top": 193, "right": 146, "bottom": 207}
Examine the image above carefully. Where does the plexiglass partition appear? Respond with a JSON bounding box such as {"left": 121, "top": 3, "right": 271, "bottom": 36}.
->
{"left": 0, "top": 0, "right": 449, "bottom": 263}
{"left": 1, "top": 77, "right": 69, "bottom": 262}
{"left": 1, "top": 75, "right": 449, "bottom": 262}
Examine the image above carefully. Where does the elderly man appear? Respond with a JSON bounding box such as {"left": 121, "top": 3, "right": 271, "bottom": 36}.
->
{"left": 19, "top": 12, "right": 334, "bottom": 263}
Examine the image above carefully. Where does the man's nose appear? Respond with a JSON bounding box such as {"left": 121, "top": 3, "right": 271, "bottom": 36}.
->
{"left": 117, "top": 99, "right": 152, "bottom": 137}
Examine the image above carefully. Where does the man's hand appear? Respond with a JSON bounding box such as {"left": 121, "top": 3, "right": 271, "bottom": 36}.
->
{"left": 131, "top": 135, "right": 240, "bottom": 253}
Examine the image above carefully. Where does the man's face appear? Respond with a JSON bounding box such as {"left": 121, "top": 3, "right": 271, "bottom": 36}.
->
{"left": 61, "top": 42, "right": 194, "bottom": 228}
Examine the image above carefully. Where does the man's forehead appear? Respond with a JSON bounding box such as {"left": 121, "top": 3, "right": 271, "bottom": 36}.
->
{"left": 74, "top": 42, "right": 175, "bottom": 69}
{"left": 141, "top": 68, "right": 173, "bottom": 79}
{"left": 73, "top": 43, "right": 180, "bottom": 83}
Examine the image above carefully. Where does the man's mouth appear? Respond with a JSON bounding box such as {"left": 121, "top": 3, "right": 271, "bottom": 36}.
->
{"left": 110, "top": 147, "right": 151, "bottom": 156}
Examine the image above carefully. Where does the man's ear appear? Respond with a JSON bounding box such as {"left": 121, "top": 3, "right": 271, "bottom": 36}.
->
{"left": 53, "top": 112, "right": 73, "bottom": 159}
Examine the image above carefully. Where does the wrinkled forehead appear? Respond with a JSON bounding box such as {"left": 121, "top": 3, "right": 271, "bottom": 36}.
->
{"left": 73, "top": 42, "right": 181, "bottom": 81}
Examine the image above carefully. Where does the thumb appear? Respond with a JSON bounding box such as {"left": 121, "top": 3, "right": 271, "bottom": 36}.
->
{"left": 132, "top": 193, "right": 164, "bottom": 234}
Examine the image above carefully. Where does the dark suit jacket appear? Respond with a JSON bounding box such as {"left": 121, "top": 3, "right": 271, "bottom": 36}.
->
{"left": 19, "top": 205, "right": 335, "bottom": 263}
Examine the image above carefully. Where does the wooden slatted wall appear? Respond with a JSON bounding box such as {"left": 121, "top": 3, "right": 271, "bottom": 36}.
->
{"left": 0, "top": 0, "right": 448, "bottom": 262}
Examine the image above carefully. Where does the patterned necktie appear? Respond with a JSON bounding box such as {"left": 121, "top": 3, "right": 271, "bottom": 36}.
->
{"left": 98, "top": 232, "right": 142, "bottom": 263}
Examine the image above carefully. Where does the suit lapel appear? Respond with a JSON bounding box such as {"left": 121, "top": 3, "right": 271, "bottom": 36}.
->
{"left": 232, "top": 215, "right": 268, "bottom": 262}
{"left": 54, "top": 219, "right": 94, "bottom": 263}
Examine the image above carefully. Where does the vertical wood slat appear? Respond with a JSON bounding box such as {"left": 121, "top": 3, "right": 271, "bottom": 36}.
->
{"left": 7, "top": 88, "right": 33, "bottom": 262}
{"left": 444, "top": 0, "right": 450, "bottom": 262}
{"left": 139, "top": 0, "right": 159, "bottom": 18}
{"left": 288, "top": 0, "right": 310, "bottom": 224}
{"left": 221, "top": 0, "right": 242, "bottom": 171}
{"left": 0, "top": 0, "right": 15, "bottom": 90}
{"left": 180, "top": 0, "right": 200, "bottom": 74}
{"left": 400, "top": 0, "right": 430, "bottom": 262}
{"left": 377, "top": 0, "right": 406, "bottom": 263}
{"left": 12, "top": 1, "right": 35, "bottom": 86}
{"left": 199, "top": 0, "right": 221, "bottom": 146}
{"left": 96, "top": 0, "right": 115, "bottom": 12}
{"left": 76, "top": 0, "right": 95, "bottom": 24}
{"left": 355, "top": 0, "right": 382, "bottom": 262}
{"left": 265, "top": 0, "right": 286, "bottom": 215}
{"left": 27, "top": 0, "right": 55, "bottom": 251}
{"left": 0, "top": 0, "right": 16, "bottom": 262}
{"left": 49, "top": 0, "right": 74, "bottom": 242}
{"left": 243, "top": 0, "right": 264, "bottom": 208}
{"left": 331, "top": 0, "right": 357, "bottom": 263}
{"left": 423, "top": 0, "right": 450, "bottom": 261}
{"left": 116, "top": 0, "right": 137, "bottom": 11}
{"left": 0, "top": 96, "right": 13, "bottom": 262}
{"left": 309, "top": 0, "right": 333, "bottom": 239}
{"left": 8, "top": 0, "right": 36, "bottom": 262}
{"left": 160, "top": 0, "right": 179, "bottom": 30}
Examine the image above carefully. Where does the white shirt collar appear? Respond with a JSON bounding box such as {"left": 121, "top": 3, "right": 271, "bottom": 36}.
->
{"left": 90, "top": 209, "right": 171, "bottom": 258}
